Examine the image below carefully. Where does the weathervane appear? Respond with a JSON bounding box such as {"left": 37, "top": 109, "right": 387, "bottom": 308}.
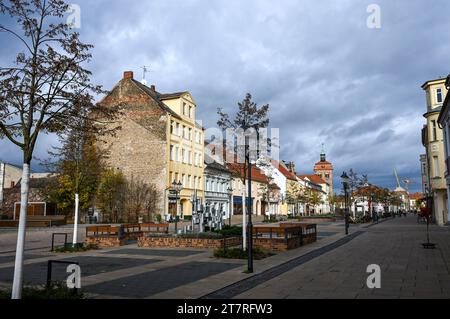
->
{"left": 140, "top": 65, "right": 151, "bottom": 85}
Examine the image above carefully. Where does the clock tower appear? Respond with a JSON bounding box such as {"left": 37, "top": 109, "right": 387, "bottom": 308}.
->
{"left": 313, "top": 146, "right": 334, "bottom": 195}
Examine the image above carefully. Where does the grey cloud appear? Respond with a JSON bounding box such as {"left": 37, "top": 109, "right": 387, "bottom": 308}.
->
{"left": 1, "top": 0, "right": 449, "bottom": 193}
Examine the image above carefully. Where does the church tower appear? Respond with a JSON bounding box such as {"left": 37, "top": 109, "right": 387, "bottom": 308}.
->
{"left": 314, "top": 145, "right": 334, "bottom": 195}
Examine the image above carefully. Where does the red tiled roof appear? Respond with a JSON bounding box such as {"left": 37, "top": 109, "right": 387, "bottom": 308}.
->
{"left": 227, "top": 163, "right": 269, "bottom": 184}
{"left": 297, "top": 174, "right": 327, "bottom": 185}
{"left": 271, "top": 159, "right": 297, "bottom": 181}
{"left": 410, "top": 192, "right": 424, "bottom": 200}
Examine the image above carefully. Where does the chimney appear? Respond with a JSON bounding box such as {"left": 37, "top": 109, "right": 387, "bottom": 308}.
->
{"left": 123, "top": 71, "right": 134, "bottom": 80}
{"left": 151, "top": 85, "right": 156, "bottom": 91}
{"left": 289, "top": 161, "right": 296, "bottom": 174}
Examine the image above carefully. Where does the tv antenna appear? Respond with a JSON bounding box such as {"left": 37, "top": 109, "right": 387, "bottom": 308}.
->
{"left": 140, "top": 66, "right": 151, "bottom": 85}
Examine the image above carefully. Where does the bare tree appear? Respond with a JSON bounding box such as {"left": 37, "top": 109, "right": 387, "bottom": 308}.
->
{"left": 123, "top": 176, "right": 159, "bottom": 223}
{"left": 217, "top": 93, "right": 269, "bottom": 261}
{"left": 0, "top": 0, "right": 116, "bottom": 298}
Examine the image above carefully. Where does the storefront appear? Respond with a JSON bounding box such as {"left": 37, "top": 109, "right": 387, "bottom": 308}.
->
{"left": 233, "top": 196, "right": 254, "bottom": 215}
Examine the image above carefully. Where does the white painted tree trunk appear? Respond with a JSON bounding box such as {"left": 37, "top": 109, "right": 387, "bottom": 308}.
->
{"left": 11, "top": 163, "right": 30, "bottom": 299}
{"left": 242, "top": 185, "right": 246, "bottom": 251}
{"left": 72, "top": 193, "right": 79, "bottom": 245}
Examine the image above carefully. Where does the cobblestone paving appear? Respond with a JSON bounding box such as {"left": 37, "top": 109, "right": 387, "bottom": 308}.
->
{"left": 84, "top": 261, "right": 241, "bottom": 298}
{"left": 102, "top": 248, "right": 205, "bottom": 257}
{"left": 0, "top": 254, "right": 43, "bottom": 264}
{"left": 201, "top": 231, "right": 364, "bottom": 299}
{"left": 235, "top": 216, "right": 450, "bottom": 299}
{"left": 0, "top": 256, "right": 162, "bottom": 285}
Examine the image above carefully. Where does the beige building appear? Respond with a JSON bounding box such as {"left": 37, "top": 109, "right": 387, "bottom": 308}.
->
{"left": 422, "top": 77, "right": 449, "bottom": 226}
{"left": 98, "top": 71, "right": 204, "bottom": 218}
{"left": 0, "top": 162, "right": 23, "bottom": 205}
{"left": 437, "top": 74, "right": 450, "bottom": 225}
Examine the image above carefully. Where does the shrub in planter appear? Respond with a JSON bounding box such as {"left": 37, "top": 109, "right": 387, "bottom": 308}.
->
{"left": 215, "top": 226, "right": 242, "bottom": 237}
{"left": 0, "top": 282, "right": 84, "bottom": 299}
{"left": 53, "top": 243, "right": 99, "bottom": 253}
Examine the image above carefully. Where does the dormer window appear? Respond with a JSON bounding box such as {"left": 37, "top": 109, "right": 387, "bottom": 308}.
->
{"left": 437, "top": 88, "right": 443, "bottom": 104}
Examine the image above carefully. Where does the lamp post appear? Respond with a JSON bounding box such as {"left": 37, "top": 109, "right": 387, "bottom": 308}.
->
{"left": 246, "top": 139, "right": 254, "bottom": 274}
{"left": 341, "top": 172, "right": 350, "bottom": 235}
{"left": 172, "top": 180, "right": 182, "bottom": 234}
{"left": 227, "top": 186, "right": 233, "bottom": 227}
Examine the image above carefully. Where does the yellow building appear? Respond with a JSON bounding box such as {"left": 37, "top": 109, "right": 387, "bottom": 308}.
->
{"left": 164, "top": 93, "right": 205, "bottom": 218}
{"left": 422, "top": 77, "right": 449, "bottom": 226}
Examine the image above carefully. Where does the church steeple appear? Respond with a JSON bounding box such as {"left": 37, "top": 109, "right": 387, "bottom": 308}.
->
{"left": 314, "top": 143, "right": 334, "bottom": 195}
{"left": 320, "top": 143, "right": 326, "bottom": 162}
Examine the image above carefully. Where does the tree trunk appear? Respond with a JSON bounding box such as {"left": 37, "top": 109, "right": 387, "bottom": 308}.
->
{"left": 72, "top": 193, "right": 79, "bottom": 245}
{"left": 11, "top": 163, "right": 30, "bottom": 299}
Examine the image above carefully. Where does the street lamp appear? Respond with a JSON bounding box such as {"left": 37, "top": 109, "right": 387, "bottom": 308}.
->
{"left": 227, "top": 186, "right": 233, "bottom": 227}
{"left": 341, "top": 172, "right": 350, "bottom": 235}
{"left": 172, "top": 180, "right": 183, "bottom": 234}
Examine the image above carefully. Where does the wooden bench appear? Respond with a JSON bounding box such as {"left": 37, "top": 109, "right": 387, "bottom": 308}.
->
{"left": 140, "top": 223, "right": 169, "bottom": 234}
{"left": 86, "top": 225, "right": 122, "bottom": 238}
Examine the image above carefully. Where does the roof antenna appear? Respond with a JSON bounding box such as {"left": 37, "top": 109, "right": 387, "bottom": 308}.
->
{"left": 140, "top": 66, "right": 151, "bottom": 85}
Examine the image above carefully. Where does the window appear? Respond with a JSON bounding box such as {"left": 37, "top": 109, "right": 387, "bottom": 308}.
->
{"left": 188, "top": 175, "right": 192, "bottom": 188}
{"left": 182, "top": 149, "right": 186, "bottom": 163}
{"left": 170, "top": 145, "right": 174, "bottom": 161}
{"left": 194, "top": 176, "right": 197, "bottom": 189}
{"left": 170, "top": 121, "right": 174, "bottom": 134}
{"left": 188, "top": 151, "right": 192, "bottom": 164}
{"left": 189, "top": 128, "right": 192, "bottom": 141}
{"left": 189, "top": 106, "right": 193, "bottom": 118}
{"left": 198, "top": 177, "right": 202, "bottom": 189}
{"left": 174, "top": 147, "right": 179, "bottom": 161}
{"left": 432, "top": 120, "right": 437, "bottom": 141}
{"left": 183, "top": 103, "right": 187, "bottom": 116}
{"left": 325, "top": 174, "right": 330, "bottom": 179}
{"left": 194, "top": 153, "right": 198, "bottom": 166}
{"left": 175, "top": 172, "right": 179, "bottom": 182}
{"left": 437, "top": 88, "right": 443, "bottom": 104}
{"left": 176, "top": 123, "right": 180, "bottom": 136}
{"left": 433, "top": 156, "right": 439, "bottom": 177}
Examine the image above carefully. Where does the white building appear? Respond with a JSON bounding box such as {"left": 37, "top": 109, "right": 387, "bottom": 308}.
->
{"left": 436, "top": 74, "right": 450, "bottom": 225}
{"left": 204, "top": 154, "right": 232, "bottom": 229}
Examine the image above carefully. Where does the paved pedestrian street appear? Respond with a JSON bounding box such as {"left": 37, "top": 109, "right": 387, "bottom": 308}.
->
{"left": 0, "top": 216, "right": 449, "bottom": 299}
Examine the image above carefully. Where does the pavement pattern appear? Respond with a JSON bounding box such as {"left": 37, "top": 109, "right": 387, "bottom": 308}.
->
{"left": 0, "top": 216, "right": 448, "bottom": 299}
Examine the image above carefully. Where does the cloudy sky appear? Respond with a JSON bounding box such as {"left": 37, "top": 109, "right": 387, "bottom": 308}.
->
{"left": 1, "top": 0, "right": 450, "bottom": 193}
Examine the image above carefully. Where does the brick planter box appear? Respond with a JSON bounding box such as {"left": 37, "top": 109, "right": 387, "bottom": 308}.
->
{"left": 253, "top": 232, "right": 317, "bottom": 252}
{"left": 138, "top": 236, "right": 242, "bottom": 249}
{"left": 298, "top": 217, "right": 337, "bottom": 223}
{"left": 85, "top": 236, "right": 127, "bottom": 248}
